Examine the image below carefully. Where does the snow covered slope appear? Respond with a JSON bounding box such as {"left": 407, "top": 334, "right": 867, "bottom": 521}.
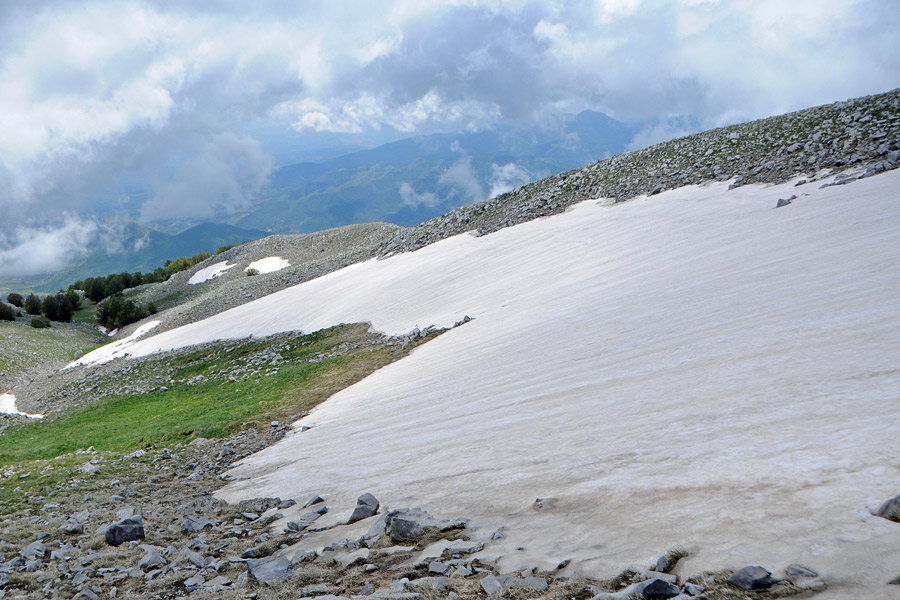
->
{"left": 75, "top": 170, "right": 900, "bottom": 597}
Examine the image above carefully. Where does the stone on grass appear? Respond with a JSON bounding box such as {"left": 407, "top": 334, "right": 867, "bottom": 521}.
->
{"left": 480, "top": 574, "right": 548, "bottom": 596}
{"left": 247, "top": 555, "right": 293, "bottom": 584}
{"left": 406, "top": 576, "right": 452, "bottom": 592}
{"left": 180, "top": 515, "right": 214, "bottom": 533}
{"left": 21, "top": 541, "right": 47, "bottom": 560}
{"left": 138, "top": 550, "right": 166, "bottom": 569}
{"left": 105, "top": 516, "right": 145, "bottom": 546}
{"left": 729, "top": 565, "right": 773, "bottom": 590}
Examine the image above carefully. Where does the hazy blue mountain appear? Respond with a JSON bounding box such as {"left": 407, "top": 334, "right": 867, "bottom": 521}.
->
{"left": 230, "top": 110, "right": 635, "bottom": 233}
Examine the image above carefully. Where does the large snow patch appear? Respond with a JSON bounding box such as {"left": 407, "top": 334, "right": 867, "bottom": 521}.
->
{"left": 77, "top": 172, "right": 900, "bottom": 597}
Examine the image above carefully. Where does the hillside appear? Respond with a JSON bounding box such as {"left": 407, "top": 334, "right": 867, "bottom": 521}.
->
{"left": 0, "top": 89, "right": 898, "bottom": 600}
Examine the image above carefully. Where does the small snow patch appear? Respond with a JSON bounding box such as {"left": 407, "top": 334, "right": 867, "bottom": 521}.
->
{"left": 246, "top": 257, "right": 290, "bottom": 275}
{"left": 67, "top": 320, "right": 161, "bottom": 368}
{"left": 188, "top": 261, "right": 236, "bottom": 284}
{"left": 0, "top": 393, "right": 43, "bottom": 419}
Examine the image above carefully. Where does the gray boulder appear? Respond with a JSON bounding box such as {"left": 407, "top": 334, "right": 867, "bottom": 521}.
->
{"left": 105, "top": 516, "right": 145, "bottom": 546}
{"left": 592, "top": 577, "right": 679, "bottom": 600}
{"left": 247, "top": 555, "right": 293, "bottom": 584}
{"left": 179, "top": 515, "right": 214, "bottom": 533}
{"left": 20, "top": 541, "right": 47, "bottom": 560}
{"left": 138, "top": 550, "right": 166, "bottom": 569}
{"left": 786, "top": 564, "right": 818, "bottom": 578}
{"left": 480, "top": 574, "right": 548, "bottom": 596}
{"left": 386, "top": 508, "right": 467, "bottom": 543}
{"left": 406, "top": 576, "right": 452, "bottom": 592}
{"left": 876, "top": 494, "right": 900, "bottom": 523}
{"left": 729, "top": 565, "right": 773, "bottom": 590}
{"left": 348, "top": 492, "right": 380, "bottom": 523}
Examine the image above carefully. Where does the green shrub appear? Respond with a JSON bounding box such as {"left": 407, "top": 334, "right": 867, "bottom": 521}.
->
{"left": 96, "top": 294, "right": 150, "bottom": 329}
{"left": 0, "top": 303, "right": 15, "bottom": 321}
{"left": 42, "top": 293, "right": 74, "bottom": 322}
{"left": 6, "top": 293, "right": 24, "bottom": 308}
{"left": 245, "top": 268, "right": 259, "bottom": 276}
{"left": 216, "top": 242, "right": 244, "bottom": 255}
{"left": 24, "top": 293, "right": 41, "bottom": 315}
{"left": 30, "top": 316, "right": 51, "bottom": 328}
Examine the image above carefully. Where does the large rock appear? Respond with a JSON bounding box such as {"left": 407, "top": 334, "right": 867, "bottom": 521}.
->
{"left": 876, "top": 494, "right": 900, "bottom": 523}
{"left": 138, "top": 550, "right": 167, "bottom": 569}
{"left": 729, "top": 565, "right": 773, "bottom": 590}
{"left": 105, "top": 516, "right": 145, "bottom": 546}
{"left": 480, "top": 574, "right": 548, "bottom": 596}
{"left": 20, "top": 541, "right": 47, "bottom": 560}
{"left": 386, "top": 508, "right": 467, "bottom": 543}
{"left": 180, "top": 515, "right": 214, "bottom": 533}
{"left": 348, "top": 493, "right": 380, "bottom": 523}
{"left": 592, "top": 577, "right": 679, "bottom": 600}
{"left": 247, "top": 555, "right": 293, "bottom": 584}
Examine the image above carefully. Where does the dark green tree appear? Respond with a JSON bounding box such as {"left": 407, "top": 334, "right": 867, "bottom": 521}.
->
{"left": 6, "top": 293, "right": 24, "bottom": 307}
{"left": 24, "top": 293, "right": 41, "bottom": 315}
{"left": 0, "top": 302, "right": 15, "bottom": 321}
{"left": 64, "top": 289, "right": 82, "bottom": 310}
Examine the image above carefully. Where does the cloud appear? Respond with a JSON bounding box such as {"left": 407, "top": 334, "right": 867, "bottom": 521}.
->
{"left": 0, "top": 217, "right": 98, "bottom": 278}
{"left": 438, "top": 157, "right": 485, "bottom": 204}
{"left": 489, "top": 163, "right": 531, "bottom": 198}
{"left": 1, "top": 0, "right": 899, "bottom": 278}
{"left": 398, "top": 182, "right": 439, "bottom": 209}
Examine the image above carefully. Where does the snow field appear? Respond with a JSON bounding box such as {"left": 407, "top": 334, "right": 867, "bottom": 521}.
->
{"left": 0, "top": 393, "right": 43, "bottom": 418}
{"left": 76, "top": 171, "right": 900, "bottom": 597}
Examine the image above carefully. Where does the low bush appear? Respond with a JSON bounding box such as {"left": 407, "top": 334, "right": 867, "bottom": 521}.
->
{"left": 245, "top": 268, "right": 259, "bottom": 276}
{"left": 30, "top": 316, "right": 51, "bottom": 328}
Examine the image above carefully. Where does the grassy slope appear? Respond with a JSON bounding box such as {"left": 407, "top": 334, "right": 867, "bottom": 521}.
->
{"left": 0, "top": 323, "right": 435, "bottom": 463}
{"left": 0, "top": 319, "right": 108, "bottom": 391}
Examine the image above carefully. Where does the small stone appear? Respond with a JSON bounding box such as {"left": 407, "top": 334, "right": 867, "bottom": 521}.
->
{"left": 684, "top": 582, "right": 705, "bottom": 596}
{"left": 786, "top": 564, "right": 818, "bottom": 578}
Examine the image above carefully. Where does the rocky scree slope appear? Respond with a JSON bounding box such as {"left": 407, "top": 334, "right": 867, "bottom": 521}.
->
{"left": 374, "top": 88, "right": 900, "bottom": 254}
{"left": 123, "top": 223, "right": 400, "bottom": 336}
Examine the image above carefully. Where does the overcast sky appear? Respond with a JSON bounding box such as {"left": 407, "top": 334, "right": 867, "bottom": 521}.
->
{"left": 1, "top": 0, "right": 898, "bottom": 279}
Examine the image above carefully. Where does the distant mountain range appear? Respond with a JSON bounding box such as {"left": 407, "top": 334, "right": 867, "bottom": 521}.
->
{"left": 228, "top": 110, "right": 635, "bottom": 233}
{"left": 12, "top": 110, "right": 635, "bottom": 293}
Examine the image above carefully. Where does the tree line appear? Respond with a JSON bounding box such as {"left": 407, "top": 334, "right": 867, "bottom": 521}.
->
{"left": 67, "top": 252, "right": 211, "bottom": 303}
{"left": 3, "top": 251, "right": 211, "bottom": 329}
